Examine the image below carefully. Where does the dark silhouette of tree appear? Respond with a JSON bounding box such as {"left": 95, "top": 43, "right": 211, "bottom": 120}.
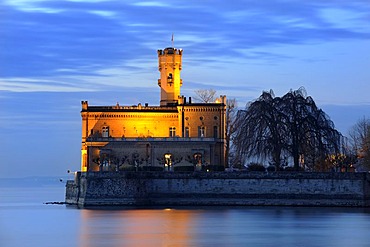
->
{"left": 234, "top": 88, "right": 342, "bottom": 171}
{"left": 280, "top": 88, "right": 341, "bottom": 170}
{"left": 233, "top": 90, "right": 287, "bottom": 170}
{"left": 348, "top": 117, "right": 370, "bottom": 171}
{"left": 225, "top": 98, "right": 237, "bottom": 167}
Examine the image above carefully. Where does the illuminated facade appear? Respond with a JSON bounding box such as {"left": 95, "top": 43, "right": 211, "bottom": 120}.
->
{"left": 80, "top": 47, "right": 226, "bottom": 172}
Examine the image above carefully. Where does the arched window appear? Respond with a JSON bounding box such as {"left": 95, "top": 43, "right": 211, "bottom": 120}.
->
{"left": 193, "top": 153, "right": 202, "bottom": 165}
{"left": 164, "top": 153, "right": 172, "bottom": 171}
{"left": 185, "top": 127, "right": 190, "bottom": 137}
{"left": 102, "top": 126, "right": 109, "bottom": 138}
{"left": 167, "top": 73, "right": 173, "bottom": 86}
{"left": 198, "top": 126, "right": 205, "bottom": 137}
{"left": 169, "top": 127, "right": 176, "bottom": 137}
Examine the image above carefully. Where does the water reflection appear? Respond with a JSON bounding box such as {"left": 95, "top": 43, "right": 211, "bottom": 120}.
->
{"left": 80, "top": 208, "right": 196, "bottom": 247}
{"left": 3, "top": 186, "right": 370, "bottom": 247}
{"left": 79, "top": 207, "right": 370, "bottom": 247}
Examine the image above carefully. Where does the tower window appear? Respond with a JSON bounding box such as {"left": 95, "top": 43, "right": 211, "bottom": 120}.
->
{"left": 213, "top": 126, "right": 218, "bottom": 138}
{"left": 102, "top": 126, "right": 109, "bottom": 138}
{"left": 169, "top": 127, "right": 176, "bottom": 137}
{"left": 167, "top": 73, "right": 173, "bottom": 86}
{"left": 185, "top": 127, "right": 190, "bottom": 137}
{"left": 198, "top": 126, "right": 205, "bottom": 137}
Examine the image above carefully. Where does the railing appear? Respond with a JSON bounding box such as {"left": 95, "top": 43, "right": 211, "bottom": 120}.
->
{"left": 86, "top": 137, "right": 222, "bottom": 142}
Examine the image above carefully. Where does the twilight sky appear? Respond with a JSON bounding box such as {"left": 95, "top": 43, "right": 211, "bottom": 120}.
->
{"left": 1, "top": 0, "right": 370, "bottom": 178}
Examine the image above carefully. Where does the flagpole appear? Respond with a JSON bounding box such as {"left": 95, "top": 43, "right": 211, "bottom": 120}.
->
{"left": 171, "top": 33, "right": 174, "bottom": 48}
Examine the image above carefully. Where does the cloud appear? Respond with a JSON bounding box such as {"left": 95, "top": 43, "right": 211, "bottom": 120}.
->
{"left": 131, "top": 1, "right": 172, "bottom": 7}
{"left": 1, "top": 0, "right": 370, "bottom": 94}
{"left": 0, "top": 77, "right": 98, "bottom": 92}
{"left": 2, "top": 0, "right": 370, "bottom": 178}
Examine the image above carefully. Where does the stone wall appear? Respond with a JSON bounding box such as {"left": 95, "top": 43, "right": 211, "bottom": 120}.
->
{"left": 65, "top": 171, "right": 370, "bottom": 207}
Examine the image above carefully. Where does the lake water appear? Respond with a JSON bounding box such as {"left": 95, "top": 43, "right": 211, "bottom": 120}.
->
{"left": 1, "top": 181, "right": 370, "bottom": 247}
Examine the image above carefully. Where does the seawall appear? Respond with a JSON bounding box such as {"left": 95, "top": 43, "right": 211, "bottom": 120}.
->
{"left": 65, "top": 171, "right": 370, "bottom": 208}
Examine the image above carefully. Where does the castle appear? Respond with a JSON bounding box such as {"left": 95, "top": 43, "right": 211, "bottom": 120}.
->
{"left": 80, "top": 46, "right": 227, "bottom": 172}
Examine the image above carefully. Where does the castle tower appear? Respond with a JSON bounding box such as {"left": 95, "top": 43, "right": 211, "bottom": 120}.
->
{"left": 157, "top": 47, "right": 183, "bottom": 106}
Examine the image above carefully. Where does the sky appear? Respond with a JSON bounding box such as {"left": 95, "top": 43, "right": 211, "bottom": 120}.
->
{"left": 1, "top": 0, "right": 370, "bottom": 178}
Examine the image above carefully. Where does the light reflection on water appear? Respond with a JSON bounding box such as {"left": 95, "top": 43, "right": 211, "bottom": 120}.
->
{"left": 78, "top": 207, "right": 370, "bottom": 247}
{"left": 80, "top": 209, "right": 194, "bottom": 247}
{"left": 1, "top": 186, "right": 370, "bottom": 247}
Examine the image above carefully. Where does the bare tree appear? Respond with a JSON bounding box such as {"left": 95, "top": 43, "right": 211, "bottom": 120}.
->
{"left": 348, "top": 117, "right": 370, "bottom": 171}
{"left": 234, "top": 88, "right": 342, "bottom": 171}
{"left": 194, "top": 88, "right": 217, "bottom": 103}
{"left": 225, "top": 98, "right": 237, "bottom": 167}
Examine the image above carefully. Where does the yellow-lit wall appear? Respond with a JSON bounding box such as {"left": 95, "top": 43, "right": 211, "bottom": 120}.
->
{"left": 81, "top": 103, "right": 226, "bottom": 140}
{"left": 158, "top": 48, "right": 182, "bottom": 106}
{"left": 83, "top": 111, "right": 179, "bottom": 138}
{"left": 182, "top": 104, "right": 226, "bottom": 139}
{"left": 80, "top": 101, "right": 226, "bottom": 171}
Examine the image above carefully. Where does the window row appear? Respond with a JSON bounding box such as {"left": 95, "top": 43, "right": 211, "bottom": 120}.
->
{"left": 92, "top": 126, "right": 219, "bottom": 138}
{"left": 171, "top": 126, "right": 219, "bottom": 138}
